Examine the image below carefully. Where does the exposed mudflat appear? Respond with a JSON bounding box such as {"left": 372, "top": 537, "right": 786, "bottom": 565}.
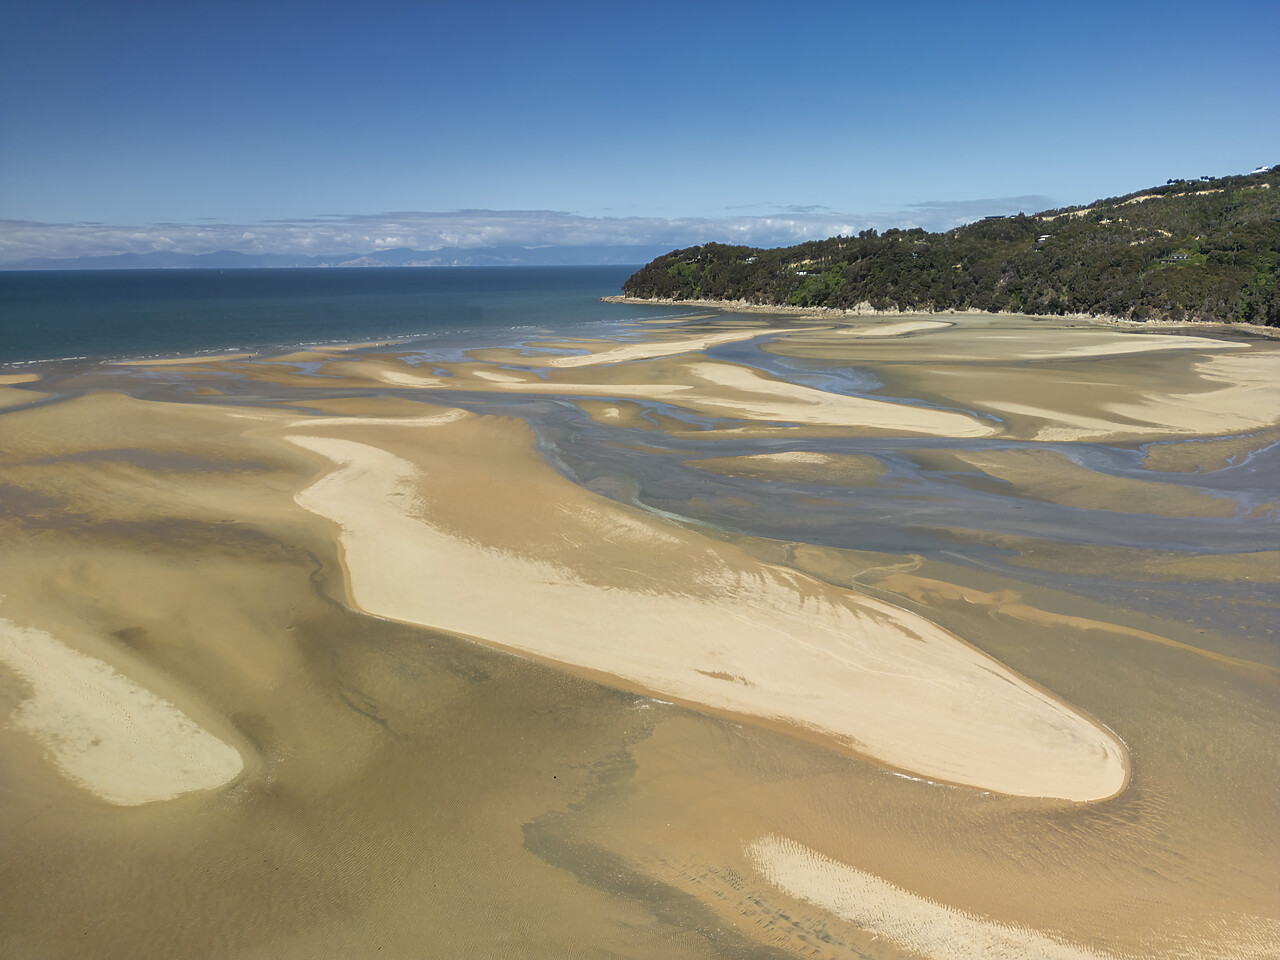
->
{"left": 1, "top": 312, "right": 1276, "bottom": 959}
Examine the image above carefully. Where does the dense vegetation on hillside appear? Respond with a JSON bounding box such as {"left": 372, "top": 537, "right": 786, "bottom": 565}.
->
{"left": 622, "top": 170, "right": 1280, "bottom": 326}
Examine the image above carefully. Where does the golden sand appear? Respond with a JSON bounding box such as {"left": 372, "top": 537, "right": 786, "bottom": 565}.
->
{"left": 690, "top": 450, "right": 887, "bottom": 487}
{"left": 540, "top": 327, "right": 795, "bottom": 366}
{"left": 0, "top": 614, "right": 243, "bottom": 804}
{"left": 747, "top": 835, "right": 1280, "bottom": 960}
{"left": 1, "top": 310, "right": 1276, "bottom": 958}
{"left": 285, "top": 414, "right": 1125, "bottom": 801}
{"left": 828, "top": 319, "right": 951, "bottom": 336}
{"left": 378, "top": 357, "right": 998, "bottom": 436}
{"left": 748, "top": 834, "right": 1115, "bottom": 960}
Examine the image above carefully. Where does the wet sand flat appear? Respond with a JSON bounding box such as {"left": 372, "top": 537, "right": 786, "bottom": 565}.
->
{"left": 0, "top": 310, "right": 1277, "bottom": 959}
{"left": 375, "top": 357, "right": 999, "bottom": 436}
{"left": 283, "top": 416, "right": 1125, "bottom": 800}
{"left": 0, "top": 614, "right": 244, "bottom": 804}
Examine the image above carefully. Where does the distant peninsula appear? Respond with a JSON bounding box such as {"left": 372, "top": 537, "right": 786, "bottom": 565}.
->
{"left": 620, "top": 168, "right": 1280, "bottom": 326}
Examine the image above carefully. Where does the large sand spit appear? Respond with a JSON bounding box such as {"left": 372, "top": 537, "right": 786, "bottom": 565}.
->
{"left": 287, "top": 414, "right": 1126, "bottom": 801}
{"left": 0, "top": 614, "right": 243, "bottom": 805}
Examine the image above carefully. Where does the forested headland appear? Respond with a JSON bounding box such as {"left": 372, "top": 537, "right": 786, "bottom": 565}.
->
{"left": 621, "top": 168, "right": 1280, "bottom": 326}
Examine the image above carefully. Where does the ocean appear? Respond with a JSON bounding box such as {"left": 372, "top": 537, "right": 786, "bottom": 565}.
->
{"left": 0, "top": 265, "right": 672, "bottom": 364}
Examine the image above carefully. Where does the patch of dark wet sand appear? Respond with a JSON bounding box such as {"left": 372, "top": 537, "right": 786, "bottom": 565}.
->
{"left": 936, "top": 447, "right": 1240, "bottom": 517}
{"left": 539, "top": 578, "right": 1280, "bottom": 958}
{"left": 0, "top": 384, "right": 47, "bottom": 410}
{"left": 0, "top": 423, "right": 768, "bottom": 958}
{"left": 16, "top": 446, "right": 273, "bottom": 474}
{"left": 1141, "top": 428, "right": 1280, "bottom": 474}
{"left": 523, "top": 811, "right": 797, "bottom": 960}
{"left": 689, "top": 451, "right": 886, "bottom": 488}
{"left": 2, "top": 608, "right": 753, "bottom": 958}
{"left": 4, "top": 315, "right": 1278, "bottom": 958}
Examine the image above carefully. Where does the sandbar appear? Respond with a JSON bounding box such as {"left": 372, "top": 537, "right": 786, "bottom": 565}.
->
{"left": 749, "top": 835, "right": 1112, "bottom": 960}
{"left": 691, "top": 451, "right": 886, "bottom": 487}
{"left": 0, "top": 614, "right": 243, "bottom": 805}
{"left": 947, "top": 448, "right": 1239, "bottom": 517}
{"left": 828, "top": 319, "right": 951, "bottom": 337}
{"left": 540, "top": 328, "right": 795, "bottom": 367}
{"left": 115, "top": 352, "right": 255, "bottom": 366}
{"left": 286, "top": 414, "right": 1126, "bottom": 801}
{"left": 747, "top": 834, "right": 1280, "bottom": 960}
{"left": 378, "top": 357, "right": 997, "bottom": 437}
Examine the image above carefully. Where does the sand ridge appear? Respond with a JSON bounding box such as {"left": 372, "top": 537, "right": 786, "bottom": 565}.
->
{"left": 377, "top": 357, "right": 997, "bottom": 436}
{"left": 285, "top": 414, "right": 1126, "bottom": 801}
{"left": 539, "top": 327, "right": 795, "bottom": 366}
{"left": 0, "top": 612, "right": 244, "bottom": 805}
{"left": 746, "top": 835, "right": 1280, "bottom": 960}
{"left": 828, "top": 319, "right": 951, "bottom": 337}
{"left": 748, "top": 834, "right": 1116, "bottom": 960}
{"left": 1, "top": 308, "right": 1276, "bottom": 956}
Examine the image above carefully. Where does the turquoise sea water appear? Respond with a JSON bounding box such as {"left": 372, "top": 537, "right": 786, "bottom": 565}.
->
{"left": 0, "top": 266, "right": 665, "bottom": 364}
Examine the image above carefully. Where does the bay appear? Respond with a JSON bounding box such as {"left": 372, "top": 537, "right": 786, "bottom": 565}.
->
{"left": 0, "top": 265, "right": 669, "bottom": 363}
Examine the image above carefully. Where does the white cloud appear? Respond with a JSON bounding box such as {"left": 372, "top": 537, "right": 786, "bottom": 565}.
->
{"left": 0, "top": 197, "right": 1057, "bottom": 264}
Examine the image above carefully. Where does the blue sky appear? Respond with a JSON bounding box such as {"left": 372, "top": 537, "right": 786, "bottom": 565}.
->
{"left": 2, "top": 0, "right": 1277, "bottom": 260}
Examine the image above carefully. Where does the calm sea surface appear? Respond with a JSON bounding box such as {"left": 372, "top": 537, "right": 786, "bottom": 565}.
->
{"left": 0, "top": 266, "right": 669, "bottom": 364}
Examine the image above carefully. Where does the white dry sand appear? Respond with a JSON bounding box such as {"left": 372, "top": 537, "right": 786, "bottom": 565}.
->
{"left": 744, "top": 451, "right": 836, "bottom": 465}
{"left": 469, "top": 368, "right": 530, "bottom": 382}
{"left": 747, "top": 834, "right": 1280, "bottom": 960}
{"left": 380, "top": 359, "right": 997, "bottom": 437}
{"left": 748, "top": 834, "right": 1114, "bottom": 960}
{"left": 287, "top": 423, "right": 1126, "bottom": 801}
{"left": 540, "top": 328, "right": 792, "bottom": 367}
{"left": 683, "top": 361, "right": 995, "bottom": 434}
{"left": 287, "top": 410, "right": 470, "bottom": 429}
{"left": 0, "top": 614, "right": 243, "bottom": 805}
{"left": 829, "top": 319, "right": 951, "bottom": 337}
{"left": 983, "top": 352, "right": 1280, "bottom": 442}
{"left": 977, "top": 401, "right": 1148, "bottom": 443}
{"left": 994, "top": 331, "right": 1241, "bottom": 361}
{"left": 1103, "top": 352, "right": 1280, "bottom": 437}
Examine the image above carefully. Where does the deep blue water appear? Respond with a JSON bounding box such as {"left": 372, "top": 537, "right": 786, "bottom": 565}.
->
{"left": 0, "top": 266, "right": 670, "bottom": 364}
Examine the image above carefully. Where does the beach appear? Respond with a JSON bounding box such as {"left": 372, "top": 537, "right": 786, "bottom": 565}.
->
{"left": 1, "top": 306, "right": 1277, "bottom": 958}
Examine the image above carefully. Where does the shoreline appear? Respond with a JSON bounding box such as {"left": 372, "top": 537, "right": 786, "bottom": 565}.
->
{"left": 2, "top": 296, "right": 1277, "bottom": 956}
{"left": 600, "top": 295, "right": 1280, "bottom": 338}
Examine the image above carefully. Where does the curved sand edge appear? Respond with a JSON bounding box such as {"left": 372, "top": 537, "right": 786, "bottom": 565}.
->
{"left": 378, "top": 358, "right": 997, "bottom": 437}
{"left": 286, "top": 414, "right": 1127, "bottom": 801}
{"left": 979, "top": 352, "right": 1280, "bottom": 441}
{"left": 0, "top": 614, "right": 244, "bottom": 805}
{"left": 748, "top": 834, "right": 1115, "bottom": 960}
{"left": 747, "top": 834, "right": 1280, "bottom": 960}
{"left": 541, "top": 328, "right": 797, "bottom": 367}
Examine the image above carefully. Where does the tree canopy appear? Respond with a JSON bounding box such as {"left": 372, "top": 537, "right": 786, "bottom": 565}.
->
{"left": 622, "top": 169, "right": 1280, "bottom": 326}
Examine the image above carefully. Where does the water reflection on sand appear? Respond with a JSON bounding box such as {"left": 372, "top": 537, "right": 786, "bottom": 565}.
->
{"left": 0, "top": 312, "right": 1276, "bottom": 959}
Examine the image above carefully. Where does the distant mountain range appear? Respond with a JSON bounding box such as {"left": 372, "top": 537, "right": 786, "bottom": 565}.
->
{"left": 2, "top": 244, "right": 678, "bottom": 270}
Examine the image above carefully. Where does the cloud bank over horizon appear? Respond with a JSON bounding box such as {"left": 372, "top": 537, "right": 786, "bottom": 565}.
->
{"left": 0, "top": 197, "right": 1056, "bottom": 264}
